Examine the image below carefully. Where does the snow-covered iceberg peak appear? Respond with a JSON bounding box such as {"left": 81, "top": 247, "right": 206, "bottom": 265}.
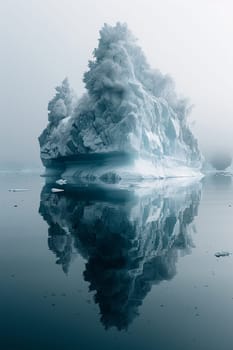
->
{"left": 39, "top": 23, "right": 202, "bottom": 179}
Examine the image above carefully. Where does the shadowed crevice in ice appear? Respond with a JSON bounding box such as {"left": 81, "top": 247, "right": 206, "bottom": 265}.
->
{"left": 39, "top": 180, "right": 201, "bottom": 330}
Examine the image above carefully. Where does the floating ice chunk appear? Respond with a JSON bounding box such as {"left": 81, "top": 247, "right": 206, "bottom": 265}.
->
{"left": 55, "top": 179, "right": 67, "bottom": 185}
{"left": 8, "top": 189, "right": 29, "bottom": 192}
{"left": 39, "top": 23, "right": 202, "bottom": 178}
{"left": 214, "top": 251, "right": 231, "bottom": 258}
{"left": 51, "top": 188, "right": 64, "bottom": 193}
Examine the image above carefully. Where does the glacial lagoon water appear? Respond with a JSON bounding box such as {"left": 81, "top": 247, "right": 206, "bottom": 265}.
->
{"left": 1, "top": 173, "right": 233, "bottom": 350}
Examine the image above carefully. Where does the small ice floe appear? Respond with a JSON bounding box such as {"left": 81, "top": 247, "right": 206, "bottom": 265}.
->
{"left": 8, "top": 189, "right": 29, "bottom": 192}
{"left": 51, "top": 188, "right": 64, "bottom": 193}
{"left": 55, "top": 179, "right": 67, "bottom": 185}
{"left": 215, "top": 251, "right": 231, "bottom": 258}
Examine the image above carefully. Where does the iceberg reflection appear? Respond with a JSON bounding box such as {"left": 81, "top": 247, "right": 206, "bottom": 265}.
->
{"left": 39, "top": 180, "right": 201, "bottom": 330}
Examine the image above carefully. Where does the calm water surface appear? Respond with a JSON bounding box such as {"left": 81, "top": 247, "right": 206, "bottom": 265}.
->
{"left": 1, "top": 173, "right": 233, "bottom": 350}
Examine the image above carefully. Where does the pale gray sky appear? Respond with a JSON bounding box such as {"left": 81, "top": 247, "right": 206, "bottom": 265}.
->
{"left": 0, "top": 0, "right": 233, "bottom": 167}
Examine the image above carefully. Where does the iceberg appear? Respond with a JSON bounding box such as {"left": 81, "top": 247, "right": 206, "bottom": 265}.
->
{"left": 39, "top": 23, "right": 202, "bottom": 180}
{"left": 215, "top": 251, "right": 231, "bottom": 258}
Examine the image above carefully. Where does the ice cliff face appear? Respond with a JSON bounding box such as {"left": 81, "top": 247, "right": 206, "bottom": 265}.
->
{"left": 39, "top": 180, "right": 201, "bottom": 330}
{"left": 39, "top": 23, "right": 202, "bottom": 178}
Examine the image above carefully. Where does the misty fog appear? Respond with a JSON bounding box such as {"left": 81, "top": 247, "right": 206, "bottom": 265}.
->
{"left": 1, "top": 0, "right": 233, "bottom": 169}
